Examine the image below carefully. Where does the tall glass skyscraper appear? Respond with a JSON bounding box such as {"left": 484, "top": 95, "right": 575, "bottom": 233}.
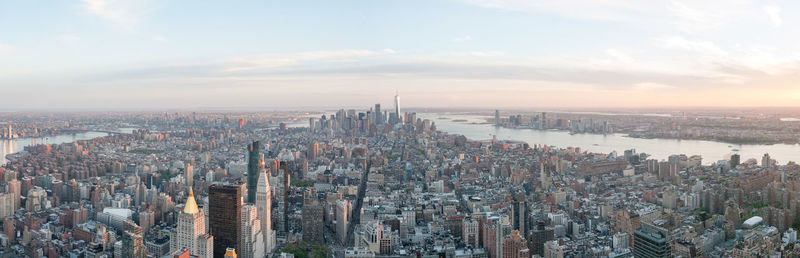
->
{"left": 247, "top": 141, "right": 260, "bottom": 203}
{"left": 209, "top": 183, "right": 243, "bottom": 257}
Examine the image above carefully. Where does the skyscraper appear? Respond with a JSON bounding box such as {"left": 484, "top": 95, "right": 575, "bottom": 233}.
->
{"left": 495, "top": 110, "right": 500, "bottom": 126}
{"left": 511, "top": 195, "right": 529, "bottom": 236}
{"left": 120, "top": 221, "right": 146, "bottom": 258}
{"left": 307, "top": 142, "right": 318, "bottom": 161}
{"left": 185, "top": 162, "right": 194, "bottom": 188}
{"left": 633, "top": 225, "right": 671, "bottom": 258}
{"left": 336, "top": 199, "right": 351, "bottom": 244}
{"left": 529, "top": 220, "right": 554, "bottom": 257}
{"left": 730, "top": 154, "right": 741, "bottom": 168}
{"left": 281, "top": 161, "right": 290, "bottom": 235}
{"left": 374, "top": 104, "right": 382, "bottom": 124}
{"left": 0, "top": 193, "right": 14, "bottom": 218}
{"left": 25, "top": 187, "right": 47, "bottom": 212}
{"left": 256, "top": 168, "right": 275, "bottom": 253}
{"left": 240, "top": 205, "right": 265, "bottom": 258}
{"left": 502, "top": 230, "right": 529, "bottom": 258}
{"left": 209, "top": 183, "right": 243, "bottom": 258}
{"left": 302, "top": 191, "right": 324, "bottom": 244}
{"left": 7, "top": 179, "right": 20, "bottom": 211}
{"left": 247, "top": 141, "right": 260, "bottom": 203}
{"left": 541, "top": 112, "right": 548, "bottom": 129}
{"left": 170, "top": 188, "right": 214, "bottom": 258}
{"left": 394, "top": 92, "right": 401, "bottom": 124}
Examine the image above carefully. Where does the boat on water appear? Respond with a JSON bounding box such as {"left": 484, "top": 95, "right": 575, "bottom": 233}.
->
{"left": 732, "top": 148, "right": 740, "bottom": 152}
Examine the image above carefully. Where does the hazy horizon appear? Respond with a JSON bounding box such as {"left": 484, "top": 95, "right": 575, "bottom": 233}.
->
{"left": 2, "top": 0, "right": 799, "bottom": 109}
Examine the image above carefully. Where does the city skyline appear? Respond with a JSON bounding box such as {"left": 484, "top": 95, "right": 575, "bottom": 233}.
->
{"left": 1, "top": 0, "right": 800, "bottom": 109}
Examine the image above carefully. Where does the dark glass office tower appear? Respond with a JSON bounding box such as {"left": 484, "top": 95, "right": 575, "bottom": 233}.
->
{"left": 528, "top": 220, "right": 554, "bottom": 257}
{"left": 209, "top": 183, "right": 243, "bottom": 258}
{"left": 633, "top": 227, "right": 671, "bottom": 258}
{"left": 247, "top": 141, "right": 260, "bottom": 203}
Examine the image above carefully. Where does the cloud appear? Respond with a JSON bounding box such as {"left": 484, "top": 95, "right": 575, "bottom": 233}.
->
{"left": 0, "top": 43, "right": 10, "bottom": 53}
{"left": 382, "top": 48, "right": 397, "bottom": 54}
{"left": 763, "top": 5, "right": 782, "bottom": 27}
{"left": 655, "top": 35, "right": 799, "bottom": 78}
{"left": 451, "top": 51, "right": 505, "bottom": 57}
{"left": 457, "top": 0, "right": 652, "bottom": 21}
{"left": 57, "top": 34, "right": 80, "bottom": 42}
{"left": 453, "top": 36, "right": 472, "bottom": 42}
{"left": 632, "top": 82, "right": 675, "bottom": 91}
{"left": 76, "top": 48, "right": 712, "bottom": 90}
{"left": 657, "top": 36, "right": 727, "bottom": 56}
{"left": 669, "top": 0, "right": 758, "bottom": 33}
{"left": 81, "top": 0, "right": 155, "bottom": 24}
{"left": 221, "top": 49, "right": 382, "bottom": 72}
{"left": 458, "top": 0, "right": 758, "bottom": 34}
{"left": 606, "top": 49, "right": 634, "bottom": 63}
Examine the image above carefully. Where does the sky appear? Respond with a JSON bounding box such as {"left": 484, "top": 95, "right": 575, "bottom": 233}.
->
{"left": 0, "top": 0, "right": 799, "bottom": 110}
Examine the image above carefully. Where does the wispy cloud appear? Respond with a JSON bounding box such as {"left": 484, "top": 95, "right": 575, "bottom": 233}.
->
{"left": 453, "top": 36, "right": 472, "bottom": 42}
{"left": 763, "top": 5, "right": 782, "bottom": 27}
{"left": 221, "top": 50, "right": 383, "bottom": 72}
{"left": 450, "top": 51, "right": 505, "bottom": 57}
{"left": 81, "top": 0, "right": 156, "bottom": 24}
{"left": 57, "top": 34, "right": 80, "bottom": 42}
{"left": 459, "top": 0, "right": 759, "bottom": 34}
{"left": 606, "top": 49, "right": 634, "bottom": 63}
{"left": 457, "top": 0, "right": 652, "bottom": 21}
{"left": 657, "top": 36, "right": 727, "bottom": 56}
{"left": 632, "top": 82, "right": 675, "bottom": 91}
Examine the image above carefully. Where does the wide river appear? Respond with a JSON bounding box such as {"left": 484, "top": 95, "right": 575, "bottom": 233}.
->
{"left": 422, "top": 113, "right": 800, "bottom": 165}
{"left": 1, "top": 131, "right": 123, "bottom": 165}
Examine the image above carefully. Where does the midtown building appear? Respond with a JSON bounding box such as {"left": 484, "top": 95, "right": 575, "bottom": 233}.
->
{"left": 256, "top": 167, "right": 275, "bottom": 253}
{"left": 170, "top": 188, "right": 213, "bottom": 258}
{"left": 302, "top": 191, "right": 324, "bottom": 244}
{"left": 337, "top": 199, "right": 352, "bottom": 244}
{"left": 247, "top": 141, "right": 261, "bottom": 203}
{"left": 633, "top": 226, "right": 671, "bottom": 258}
{"left": 185, "top": 162, "right": 194, "bottom": 188}
{"left": 502, "top": 230, "right": 529, "bottom": 258}
{"left": 240, "top": 205, "right": 265, "bottom": 258}
{"left": 209, "top": 183, "right": 243, "bottom": 258}
{"left": 529, "top": 220, "right": 554, "bottom": 257}
{"left": 394, "top": 92, "right": 401, "bottom": 124}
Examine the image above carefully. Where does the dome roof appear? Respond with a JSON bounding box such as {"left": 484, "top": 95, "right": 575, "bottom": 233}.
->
{"left": 183, "top": 187, "right": 199, "bottom": 214}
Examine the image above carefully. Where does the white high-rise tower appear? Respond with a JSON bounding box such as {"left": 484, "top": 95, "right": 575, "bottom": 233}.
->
{"left": 240, "top": 205, "right": 265, "bottom": 258}
{"left": 170, "top": 188, "right": 214, "bottom": 258}
{"left": 394, "top": 91, "right": 401, "bottom": 123}
{"left": 256, "top": 169, "right": 276, "bottom": 253}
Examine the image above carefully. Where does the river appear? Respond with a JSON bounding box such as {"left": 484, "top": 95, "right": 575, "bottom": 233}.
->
{"left": 1, "top": 129, "right": 136, "bottom": 165}
{"left": 423, "top": 113, "right": 800, "bottom": 165}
